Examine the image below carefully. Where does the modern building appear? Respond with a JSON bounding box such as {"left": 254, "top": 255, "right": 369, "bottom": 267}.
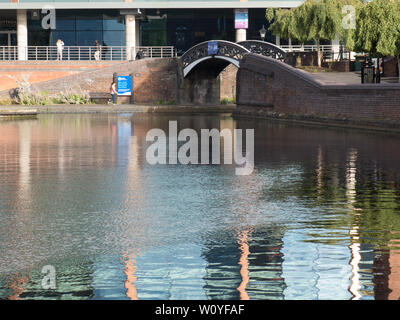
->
{"left": 0, "top": 1, "right": 304, "bottom": 60}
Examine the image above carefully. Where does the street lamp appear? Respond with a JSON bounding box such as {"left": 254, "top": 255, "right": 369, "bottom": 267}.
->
{"left": 259, "top": 25, "right": 267, "bottom": 41}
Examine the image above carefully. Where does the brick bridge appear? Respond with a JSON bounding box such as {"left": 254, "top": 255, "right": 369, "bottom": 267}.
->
{"left": 3, "top": 42, "right": 400, "bottom": 125}
{"left": 180, "top": 40, "right": 400, "bottom": 124}
{"left": 178, "top": 40, "right": 287, "bottom": 104}
{"left": 180, "top": 40, "right": 287, "bottom": 77}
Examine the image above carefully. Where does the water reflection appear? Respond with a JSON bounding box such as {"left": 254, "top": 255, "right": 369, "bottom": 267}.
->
{"left": 1, "top": 114, "right": 400, "bottom": 299}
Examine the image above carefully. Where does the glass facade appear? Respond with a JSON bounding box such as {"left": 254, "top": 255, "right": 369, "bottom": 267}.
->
{"left": 28, "top": 10, "right": 126, "bottom": 47}
{"left": 22, "top": 8, "right": 275, "bottom": 52}
{"left": 143, "top": 9, "right": 274, "bottom": 54}
{"left": 1, "top": 7, "right": 280, "bottom": 57}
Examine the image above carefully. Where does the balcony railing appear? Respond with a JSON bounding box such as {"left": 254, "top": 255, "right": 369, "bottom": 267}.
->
{"left": 0, "top": 46, "right": 177, "bottom": 61}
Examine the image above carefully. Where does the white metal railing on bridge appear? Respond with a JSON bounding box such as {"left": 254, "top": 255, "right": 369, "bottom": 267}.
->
{"left": 0, "top": 46, "right": 177, "bottom": 61}
{"left": 279, "top": 44, "right": 351, "bottom": 61}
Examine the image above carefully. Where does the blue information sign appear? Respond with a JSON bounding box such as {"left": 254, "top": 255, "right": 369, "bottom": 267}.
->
{"left": 208, "top": 41, "right": 218, "bottom": 55}
{"left": 117, "top": 76, "right": 132, "bottom": 96}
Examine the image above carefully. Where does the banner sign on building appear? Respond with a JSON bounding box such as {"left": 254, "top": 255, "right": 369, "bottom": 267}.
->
{"left": 208, "top": 41, "right": 219, "bottom": 55}
{"left": 235, "top": 9, "right": 248, "bottom": 29}
{"left": 117, "top": 76, "right": 132, "bottom": 96}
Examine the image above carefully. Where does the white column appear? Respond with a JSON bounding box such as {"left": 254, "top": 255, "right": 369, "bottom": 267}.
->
{"left": 125, "top": 15, "right": 137, "bottom": 61}
{"left": 17, "top": 9, "right": 28, "bottom": 61}
{"left": 275, "top": 34, "right": 280, "bottom": 46}
{"left": 235, "top": 29, "right": 246, "bottom": 42}
{"left": 331, "top": 34, "right": 340, "bottom": 61}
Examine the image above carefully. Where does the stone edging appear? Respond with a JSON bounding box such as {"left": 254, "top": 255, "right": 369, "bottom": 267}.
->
{"left": 0, "top": 104, "right": 235, "bottom": 114}
{"left": 234, "top": 107, "right": 400, "bottom": 134}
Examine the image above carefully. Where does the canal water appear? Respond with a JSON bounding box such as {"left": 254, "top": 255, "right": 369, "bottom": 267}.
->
{"left": 1, "top": 113, "right": 400, "bottom": 300}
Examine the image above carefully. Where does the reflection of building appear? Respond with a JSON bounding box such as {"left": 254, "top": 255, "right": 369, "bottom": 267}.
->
{"left": 0, "top": 262, "right": 96, "bottom": 300}
{"left": 371, "top": 242, "right": 400, "bottom": 300}
{"left": 201, "top": 227, "right": 286, "bottom": 300}
{"left": 0, "top": 114, "right": 135, "bottom": 299}
{"left": 3, "top": 114, "right": 400, "bottom": 300}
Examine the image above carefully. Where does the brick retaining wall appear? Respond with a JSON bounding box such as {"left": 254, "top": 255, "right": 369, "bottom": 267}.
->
{"left": 0, "top": 61, "right": 119, "bottom": 92}
{"left": 219, "top": 64, "right": 238, "bottom": 101}
{"left": 237, "top": 54, "right": 400, "bottom": 124}
{"left": 1, "top": 58, "right": 181, "bottom": 104}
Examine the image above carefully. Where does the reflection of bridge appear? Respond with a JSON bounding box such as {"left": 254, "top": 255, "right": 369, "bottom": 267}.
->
{"left": 181, "top": 40, "right": 287, "bottom": 77}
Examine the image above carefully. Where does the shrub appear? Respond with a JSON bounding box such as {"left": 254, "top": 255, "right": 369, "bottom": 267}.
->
{"left": 56, "top": 89, "right": 92, "bottom": 104}
{"left": 12, "top": 75, "right": 92, "bottom": 106}
{"left": 220, "top": 97, "right": 236, "bottom": 105}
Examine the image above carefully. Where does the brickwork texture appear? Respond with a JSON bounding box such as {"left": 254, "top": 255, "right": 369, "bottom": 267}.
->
{"left": 237, "top": 54, "right": 400, "bottom": 123}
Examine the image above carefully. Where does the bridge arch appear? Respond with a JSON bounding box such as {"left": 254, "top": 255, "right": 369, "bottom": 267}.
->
{"left": 179, "top": 40, "right": 288, "bottom": 105}
{"left": 180, "top": 40, "right": 287, "bottom": 77}
{"left": 181, "top": 40, "right": 250, "bottom": 77}
{"left": 238, "top": 40, "right": 287, "bottom": 62}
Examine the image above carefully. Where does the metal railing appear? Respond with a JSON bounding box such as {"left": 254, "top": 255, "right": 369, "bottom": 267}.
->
{"left": 279, "top": 44, "right": 351, "bottom": 61}
{"left": 131, "top": 46, "right": 177, "bottom": 59}
{"left": 0, "top": 46, "right": 18, "bottom": 61}
{"left": 0, "top": 46, "right": 177, "bottom": 61}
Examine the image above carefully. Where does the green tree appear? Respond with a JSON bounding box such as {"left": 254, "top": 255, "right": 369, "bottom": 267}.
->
{"left": 267, "top": 0, "right": 363, "bottom": 67}
{"left": 266, "top": 8, "right": 297, "bottom": 41}
{"left": 349, "top": 0, "right": 400, "bottom": 69}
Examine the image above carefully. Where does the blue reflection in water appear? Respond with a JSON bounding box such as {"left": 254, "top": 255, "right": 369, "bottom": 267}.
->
{"left": 1, "top": 114, "right": 400, "bottom": 300}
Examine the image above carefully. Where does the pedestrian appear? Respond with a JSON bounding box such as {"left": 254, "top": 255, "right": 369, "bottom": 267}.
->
{"left": 102, "top": 41, "right": 108, "bottom": 60}
{"left": 56, "top": 39, "right": 64, "bottom": 61}
{"left": 94, "top": 40, "right": 101, "bottom": 61}
{"left": 135, "top": 49, "right": 142, "bottom": 60}
{"left": 110, "top": 80, "right": 117, "bottom": 105}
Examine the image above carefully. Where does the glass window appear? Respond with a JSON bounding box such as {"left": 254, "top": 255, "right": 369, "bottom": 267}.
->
{"left": 141, "top": 19, "right": 167, "bottom": 46}
{"left": 103, "top": 31, "right": 125, "bottom": 46}
{"left": 76, "top": 14, "right": 102, "bottom": 31}
{"left": 0, "top": 34, "right": 8, "bottom": 46}
{"left": 103, "top": 15, "right": 125, "bottom": 31}
{"left": 50, "top": 31, "right": 76, "bottom": 46}
{"left": 55, "top": 18, "right": 76, "bottom": 31}
{"left": 29, "top": 30, "right": 51, "bottom": 46}
{"left": 76, "top": 30, "right": 102, "bottom": 46}
{"left": 27, "top": 14, "right": 44, "bottom": 31}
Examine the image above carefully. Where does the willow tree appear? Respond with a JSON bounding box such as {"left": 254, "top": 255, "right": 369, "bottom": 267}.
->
{"left": 266, "top": 8, "right": 297, "bottom": 41}
{"left": 267, "top": 0, "right": 362, "bottom": 67}
{"left": 349, "top": 0, "right": 400, "bottom": 70}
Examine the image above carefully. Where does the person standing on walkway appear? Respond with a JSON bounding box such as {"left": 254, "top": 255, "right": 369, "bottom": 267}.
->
{"left": 56, "top": 39, "right": 64, "bottom": 61}
{"left": 110, "top": 81, "right": 117, "bottom": 105}
{"left": 94, "top": 40, "right": 101, "bottom": 61}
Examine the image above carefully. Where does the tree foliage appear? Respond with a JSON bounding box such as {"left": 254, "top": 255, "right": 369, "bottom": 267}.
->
{"left": 266, "top": 0, "right": 363, "bottom": 46}
{"left": 266, "top": 8, "right": 296, "bottom": 41}
{"left": 267, "top": 0, "right": 400, "bottom": 59}
{"left": 350, "top": 0, "right": 400, "bottom": 57}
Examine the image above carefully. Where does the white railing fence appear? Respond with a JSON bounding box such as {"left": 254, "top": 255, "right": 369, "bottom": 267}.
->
{"left": 0, "top": 44, "right": 353, "bottom": 62}
{"left": 279, "top": 44, "right": 352, "bottom": 61}
{"left": 0, "top": 46, "right": 177, "bottom": 61}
